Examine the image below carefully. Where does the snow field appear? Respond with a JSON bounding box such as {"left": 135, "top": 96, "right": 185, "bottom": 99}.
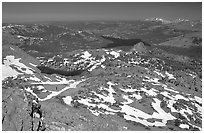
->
{"left": 3, "top": 55, "right": 34, "bottom": 80}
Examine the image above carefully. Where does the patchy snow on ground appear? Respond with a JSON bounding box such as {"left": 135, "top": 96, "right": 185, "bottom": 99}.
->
{"left": 160, "top": 90, "right": 200, "bottom": 125}
{"left": 62, "top": 80, "right": 178, "bottom": 127}
{"left": 119, "top": 86, "right": 137, "bottom": 93}
{"left": 91, "top": 82, "right": 116, "bottom": 104}
{"left": 194, "top": 96, "right": 202, "bottom": 103}
{"left": 151, "top": 98, "right": 176, "bottom": 123}
{"left": 162, "top": 85, "right": 179, "bottom": 93}
{"left": 174, "top": 94, "right": 189, "bottom": 101}
{"left": 143, "top": 76, "right": 160, "bottom": 84}
{"left": 128, "top": 58, "right": 140, "bottom": 65}
{"left": 29, "top": 76, "right": 41, "bottom": 82}
{"left": 3, "top": 47, "right": 201, "bottom": 130}
{"left": 140, "top": 87, "right": 158, "bottom": 96}
{"left": 32, "top": 77, "right": 76, "bottom": 85}
{"left": 43, "top": 76, "right": 52, "bottom": 81}
{"left": 120, "top": 98, "right": 176, "bottom": 127}
{"left": 154, "top": 70, "right": 165, "bottom": 77}
{"left": 121, "top": 104, "right": 168, "bottom": 127}
{"left": 87, "top": 55, "right": 106, "bottom": 71}
{"left": 26, "top": 79, "right": 86, "bottom": 101}
{"left": 78, "top": 98, "right": 96, "bottom": 107}
{"left": 130, "top": 94, "right": 142, "bottom": 100}
{"left": 122, "top": 95, "right": 134, "bottom": 104}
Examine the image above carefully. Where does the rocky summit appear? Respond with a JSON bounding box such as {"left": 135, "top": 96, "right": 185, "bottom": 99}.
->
{"left": 2, "top": 20, "right": 202, "bottom": 131}
{"left": 131, "top": 42, "right": 148, "bottom": 54}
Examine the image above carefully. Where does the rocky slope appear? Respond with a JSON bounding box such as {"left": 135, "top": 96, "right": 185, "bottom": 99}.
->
{"left": 2, "top": 41, "right": 202, "bottom": 131}
{"left": 2, "top": 20, "right": 202, "bottom": 131}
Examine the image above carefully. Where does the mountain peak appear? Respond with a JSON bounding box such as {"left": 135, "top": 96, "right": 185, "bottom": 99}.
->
{"left": 131, "top": 42, "right": 148, "bottom": 54}
{"left": 145, "top": 17, "right": 172, "bottom": 24}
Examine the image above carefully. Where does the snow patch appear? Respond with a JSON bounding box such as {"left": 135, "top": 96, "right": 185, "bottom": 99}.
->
{"left": 10, "top": 47, "right": 15, "bottom": 50}
{"left": 131, "top": 94, "right": 142, "bottom": 100}
{"left": 109, "top": 51, "right": 120, "bottom": 58}
{"left": 81, "top": 51, "right": 92, "bottom": 59}
{"left": 29, "top": 76, "right": 41, "bottom": 82}
{"left": 154, "top": 70, "right": 165, "bottom": 77}
{"left": 179, "top": 124, "right": 189, "bottom": 129}
{"left": 141, "top": 87, "right": 157, "bottom": 96}
{"left": 151, "top": 98, "right": 176, "bottom": 124}
{"left": 63, "top": 96, "right": 73, "bottom": 105}
{"left": 194, "top": 96, "right": 202, "bottom": 103}
{"left": 122, "top": 95, "right": 134, "bottom": 104}
{"left": 2, "top": 65, "right": 21, "bottom": 80}
{"left": 165, "top": 71, "right": 176, "bottom": 80}
{"left": 29, "top": 63, "right": 38, "bottom": 67}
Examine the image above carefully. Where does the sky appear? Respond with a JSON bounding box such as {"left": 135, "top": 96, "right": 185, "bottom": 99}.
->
{"left": 2, "top": 2, "right": 202, "bottom": 23}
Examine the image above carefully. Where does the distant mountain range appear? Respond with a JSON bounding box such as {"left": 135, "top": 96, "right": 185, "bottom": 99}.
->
{"left": 144, "top": 17, "right": 201, "bottom": 24}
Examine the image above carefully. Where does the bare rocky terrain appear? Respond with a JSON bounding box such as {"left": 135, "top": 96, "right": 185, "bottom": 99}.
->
{"left": 2, "top": 19, "right": 202, "bottom": 131}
